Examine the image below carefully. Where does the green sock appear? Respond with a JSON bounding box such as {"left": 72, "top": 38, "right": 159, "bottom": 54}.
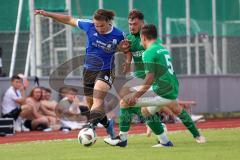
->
{"left": 178, "top": 109, "right": 200, "bottom": 138}
{"left": 145, "top": 114, "right": 164, "bottom": 135}
{"left": 119, "top": 107, "right": 141, "bottom": 132}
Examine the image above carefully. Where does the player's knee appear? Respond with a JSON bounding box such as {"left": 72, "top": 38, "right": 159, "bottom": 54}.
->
{"left": 141, "top": 108, "right": 152, "bottom": 117}
{"left": 169, "top": 101, "right": 182, "bottom": 115}
{"left": 37, "top": 116, "right": 50, "bottom": 125}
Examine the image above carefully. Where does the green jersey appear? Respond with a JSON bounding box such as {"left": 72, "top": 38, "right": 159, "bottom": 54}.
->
{"left": 142, "top": 39, "right": 179, "bottom": 99}
{"left": 127, "top": 33, "right": 145, "bottom": 78}
{"left": 127, "top": 33, "right": 162, "bottom": 79}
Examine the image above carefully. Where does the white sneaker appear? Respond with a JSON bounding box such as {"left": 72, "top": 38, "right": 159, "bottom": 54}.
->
{"left": 191, "top": 115, "right": 204, "bottom": 122}
{"left": 152, "top": 141, "right": 174, "bottom": 148}
{"left": 43, "top": 128, "right": 53, "bottom": 132}
{"left": 104, "top": 136, "right": 127, "bottom": 147}
{"left": 21, "top": 124, "right": 30, "bottom": 132}
{"left": 97, "top": 123, "right": 104, "bottom": 128}
{"left": 104, "top": 137, "right": 121, "bottom": 146}
{"left": 61, "top": 128, "right": 70, "bottom": 133}
{"left": 195, "top": 135, "right": 206, "bottom": 143}
{"left": 14, "top": 123, "right": 21, "bottom": 132}
{"left": 14, "top": 118, "right": 22, "bottom": 132}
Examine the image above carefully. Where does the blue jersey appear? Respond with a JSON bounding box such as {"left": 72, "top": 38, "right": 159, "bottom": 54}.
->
{"left": 77, "top": 19, "right": 125, "bottom": 71}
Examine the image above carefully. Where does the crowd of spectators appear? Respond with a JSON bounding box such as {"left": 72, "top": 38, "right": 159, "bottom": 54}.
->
{"left": 0, "top": 74, "right": 202, "bottom": 134}
{"left": 1, "top": 74, "right": 89, "bottom": 132}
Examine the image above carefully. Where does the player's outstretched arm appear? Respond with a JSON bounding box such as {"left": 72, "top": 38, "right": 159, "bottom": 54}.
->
{"left": 35, "top": 10, "right": 77, "bottom": 27}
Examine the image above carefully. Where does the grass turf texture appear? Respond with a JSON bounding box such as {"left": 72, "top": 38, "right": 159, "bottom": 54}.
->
{"left": 0, "top": 128, "right": 239, "bottom": 160}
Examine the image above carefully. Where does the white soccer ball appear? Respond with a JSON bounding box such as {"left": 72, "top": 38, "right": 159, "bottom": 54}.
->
{"left": 78, "top": 128, "right": 97, "bottom": 147}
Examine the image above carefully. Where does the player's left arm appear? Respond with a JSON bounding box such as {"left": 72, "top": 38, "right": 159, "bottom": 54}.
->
{"left": 122, "top": 51, "right": 132, "bottom": 74}
{"left": 126, "top": 72, "right": 154, "bottom": 106}
{"left": 131, "top": 50, "right": 156, "bottom": 101}
{"left": 133, "top": 72, "right": 154, "bottom": 99}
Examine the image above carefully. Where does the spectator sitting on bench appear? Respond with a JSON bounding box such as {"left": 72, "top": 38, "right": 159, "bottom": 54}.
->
{"left": 1, "top": 74, "right": 29, "bottom": 132}
{"left": 40, "top": 87, "right": 60, "bottom": 130}
{"left": 21, "top": 87, "right": 50, "bottom": 131}
{"left": 55, "top": 87, "right": 89, "bottom": 131}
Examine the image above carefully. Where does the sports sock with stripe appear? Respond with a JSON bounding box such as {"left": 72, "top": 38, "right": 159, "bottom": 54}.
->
{"left": 119, "top": 107, "right": 141, "bottom": 132}
{"left": 177, "top": 109, "right": 200, "bottom": 138}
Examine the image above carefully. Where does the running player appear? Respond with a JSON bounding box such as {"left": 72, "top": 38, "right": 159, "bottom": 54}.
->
{"left": 104, "top": 10, "right": 205, "bottom": 147}
{"left": 105, "top": 23, "right": 180, "bottom": 148}
{"left": 35, "top": 9, "right": 128, "bottom": 138}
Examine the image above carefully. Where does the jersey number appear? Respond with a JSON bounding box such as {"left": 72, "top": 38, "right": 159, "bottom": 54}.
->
{"left": 164, "top": 54, "right": 174, "bottom": 75}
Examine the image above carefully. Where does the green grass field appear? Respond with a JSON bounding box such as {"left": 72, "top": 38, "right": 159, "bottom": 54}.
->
{"left": 0, "top": 128, "right": 239, "bottom": 160}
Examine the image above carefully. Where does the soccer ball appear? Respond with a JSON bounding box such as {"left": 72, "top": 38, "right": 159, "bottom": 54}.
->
{"left": 78, "top": 128, "right": 97, "bottom": 147}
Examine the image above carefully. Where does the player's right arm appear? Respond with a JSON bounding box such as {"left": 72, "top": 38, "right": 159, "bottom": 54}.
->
{"left": 122, "top": 35, "right": 132, "bottom": 74}
{"left": 122, "top": 51, "right": 132, "bottom": 74}
{"left": 15, "top": 85, "right": 27, "bottom": 105}
{"left": 35, "top": 10, "right": 77, "bottom": 27}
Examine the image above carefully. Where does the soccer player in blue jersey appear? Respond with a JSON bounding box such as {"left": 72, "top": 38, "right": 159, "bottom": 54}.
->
{"left": 35, "top": 9, "right": 128, "bottom": 138}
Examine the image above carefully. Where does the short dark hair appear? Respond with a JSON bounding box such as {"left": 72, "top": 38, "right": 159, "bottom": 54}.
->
{"left": 59, "top": 87, "right": 68, "bottom": 93}
{"left": 93, "top": 9, "right": 115, "bottom": 21}
{"left": 128, "top": 9, "right": 144, "bottom": 20}
{"left": 62, "top": 87, "right": 78, "bottom": 94}
{"left": 11, "top": 75, "right": 21, "bottom": 82}
{"left": 42, "top": 87, "right": 52, "bottom": 94}
{"left": 141, "top": 24, "right": 158, "bottom": 40}
{"left": 66, "top": 87, "right": 78, "bottom": 94}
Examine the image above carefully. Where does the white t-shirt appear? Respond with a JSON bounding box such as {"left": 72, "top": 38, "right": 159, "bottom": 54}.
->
{"left": 1, "top": 86, "right": 21, "bottom": 115}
